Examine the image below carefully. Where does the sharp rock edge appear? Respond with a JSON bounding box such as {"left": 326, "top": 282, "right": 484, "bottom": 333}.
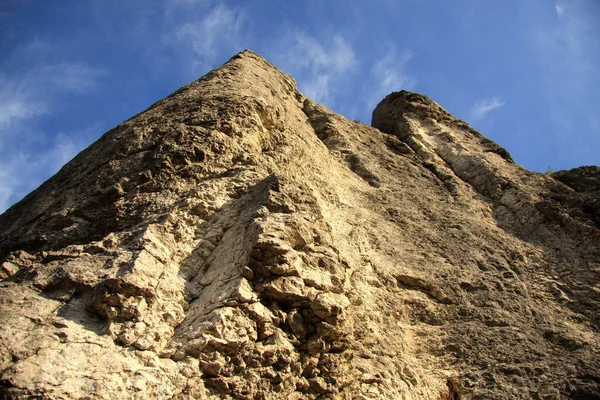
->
{"left": 1, "top": 50, "right": 599, "bottom": 399}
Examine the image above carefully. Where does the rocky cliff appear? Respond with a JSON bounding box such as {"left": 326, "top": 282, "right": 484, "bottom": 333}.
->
{"left": 0, "top": 50, "right": 599, "bottom": 399}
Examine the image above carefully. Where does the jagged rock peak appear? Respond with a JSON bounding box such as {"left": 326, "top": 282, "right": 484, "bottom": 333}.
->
{"left": 373, "top": 90, "right": 515, "bottom": 163}
{"left": 552, "top": 165, "right": 600, "bottom": 193}
{"left": 374, "top": 90, "right": 458, "bottom": 124}
{"left": 1, "top": 51, "right": 599, "bottom": 400}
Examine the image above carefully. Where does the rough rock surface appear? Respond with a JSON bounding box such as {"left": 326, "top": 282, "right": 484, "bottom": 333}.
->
{"left": 0, "top": 50, "right": 599, "bottom": 399}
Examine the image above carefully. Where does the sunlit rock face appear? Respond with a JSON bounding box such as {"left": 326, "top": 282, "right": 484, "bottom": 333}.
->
{"left": 1, "top": 50, "right": 599, "bottom": 400}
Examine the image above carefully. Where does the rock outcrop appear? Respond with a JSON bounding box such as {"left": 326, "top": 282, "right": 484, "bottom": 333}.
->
{"left": 0, "top": 50, "right": 599, "bottom": 399}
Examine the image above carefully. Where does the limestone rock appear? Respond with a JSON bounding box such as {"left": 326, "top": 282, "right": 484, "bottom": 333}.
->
{"left": 0, "top": 51, "right": 599, "bottom": 399}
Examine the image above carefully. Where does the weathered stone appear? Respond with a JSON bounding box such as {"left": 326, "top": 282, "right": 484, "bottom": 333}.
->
{"left": 0, "top": 51, "right": 598, "bottom": 399}
{"left": 287, "top": 309, "right": 308, "bottom": 338}
{"left": 310, "top": 292, "right": 350, "bottom": 320}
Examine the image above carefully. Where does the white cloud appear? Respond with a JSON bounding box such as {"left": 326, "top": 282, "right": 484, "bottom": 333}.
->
{"left": 51, "top": 133, "right": 83, "bottom": 167}
{"left": 329, "top": 36, "right": 356, "bottom": 73}
{"left": 0, "top": 153, "right": 24, "bottom": 212}
{"left": 528, "top": 0, "right": 600, "bottom": 167}
{"left": 43, "top": 64, "right": 105, "bottom": 92}
{"left": 275, "top": 31, "right": 357, "bottom": 104}
{"left": 0, "top": 92, "right": 45, "bottom": 132}
{"left": 289, "top": 33, "right": 357, "bottom": 75}
{"left": 0, "top": 131, "right": 91, "bottom": 213}
{"left": 0, "top": 73, "right": 47, "bottom": 131}
{"left": 368, "top": 50, "right": 415, "bottom": 109}
{"left": 273, "top": 32, "right": 415, "bottom": 120}
{"left": 303, "top": 74, "right": 331, "bottom": 104}
{"left": 533, "top": 1, "right": 599, "bottom": 102}
{"left": 0, "top": 56, "right": 103, "bottom": 211}
{"left": 169, "top": 0, "right": 209, "bottom": 5}
{"left": 468, "top": 98, "right": 505, "bottom": 121}
{"left": 0, "top": 63, "right": 104, "bottom": 131}
{"left": 175, "top": 4, "right": 242, "bottom": 55}
{"left": 166, "top": 2, "right": 245, "bottom": 75}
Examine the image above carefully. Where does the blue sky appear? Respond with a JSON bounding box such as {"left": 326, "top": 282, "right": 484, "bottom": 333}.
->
{"left": 1, "top": 0, "right": 599, "bottom": 212}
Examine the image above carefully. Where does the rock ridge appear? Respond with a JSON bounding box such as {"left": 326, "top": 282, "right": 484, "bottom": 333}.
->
{"left": 0, "top": 50, "right": 599, "bottom": 399}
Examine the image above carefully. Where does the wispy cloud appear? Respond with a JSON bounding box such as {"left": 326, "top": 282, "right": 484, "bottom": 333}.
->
{"left": 0, "top": 131, "right": 91, "bottom": 213}
{"left": 164, "top": 2, "right": 246, "bottom": 76}
{"left": 169, "top": 0, "right": 209, "bottom": 5}
{"left": 275, "top": 31, "right": 357, "bottom": 103}
{"left": 0, "top": 63, "right": 104, "bottom": 131}
{"left": 288, "top": 33, "right": 357, "bottom": 75}
{"left": 533, "top": 1, "right": 599, "bottom": 101}
{"left": 529, "top": 0, "right": 600, "bottom": 165}
{"left": 302, "top": 75, "right": 331, "bottom": 105}
{"left": 468, "top": 97, "right": 505, "bottom": 121}
{"left": 368, "top": 50, "right": 415, "bottom": 109}
{"left": 42, "top": 64, "right": 104, "bottom": 92}
{"left": 0, "top": 83, "right": 45, "bottom": 131}
{"left": 0, "top": 48, "right": 104, "bottom": 211}
{"left": 175, "top": 4, "right": 243, "bottom": 56}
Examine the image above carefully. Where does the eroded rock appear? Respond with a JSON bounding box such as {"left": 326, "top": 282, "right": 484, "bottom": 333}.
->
{"left": 0, "top": 51, "right": 599, "bottom": 399}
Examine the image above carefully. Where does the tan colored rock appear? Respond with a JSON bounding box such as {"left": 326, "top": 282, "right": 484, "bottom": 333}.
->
{"left": 0, "top": 50, "right": 599, "bottom": 399}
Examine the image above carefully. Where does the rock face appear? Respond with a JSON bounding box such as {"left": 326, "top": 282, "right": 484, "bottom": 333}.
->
{"left": 0, "top": 50, "right": 599, "bottom": 399}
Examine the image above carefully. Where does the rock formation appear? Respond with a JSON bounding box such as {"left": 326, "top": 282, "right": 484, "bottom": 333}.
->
{"left": 0, "top": 50, "right": 599, "bottom": 399}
